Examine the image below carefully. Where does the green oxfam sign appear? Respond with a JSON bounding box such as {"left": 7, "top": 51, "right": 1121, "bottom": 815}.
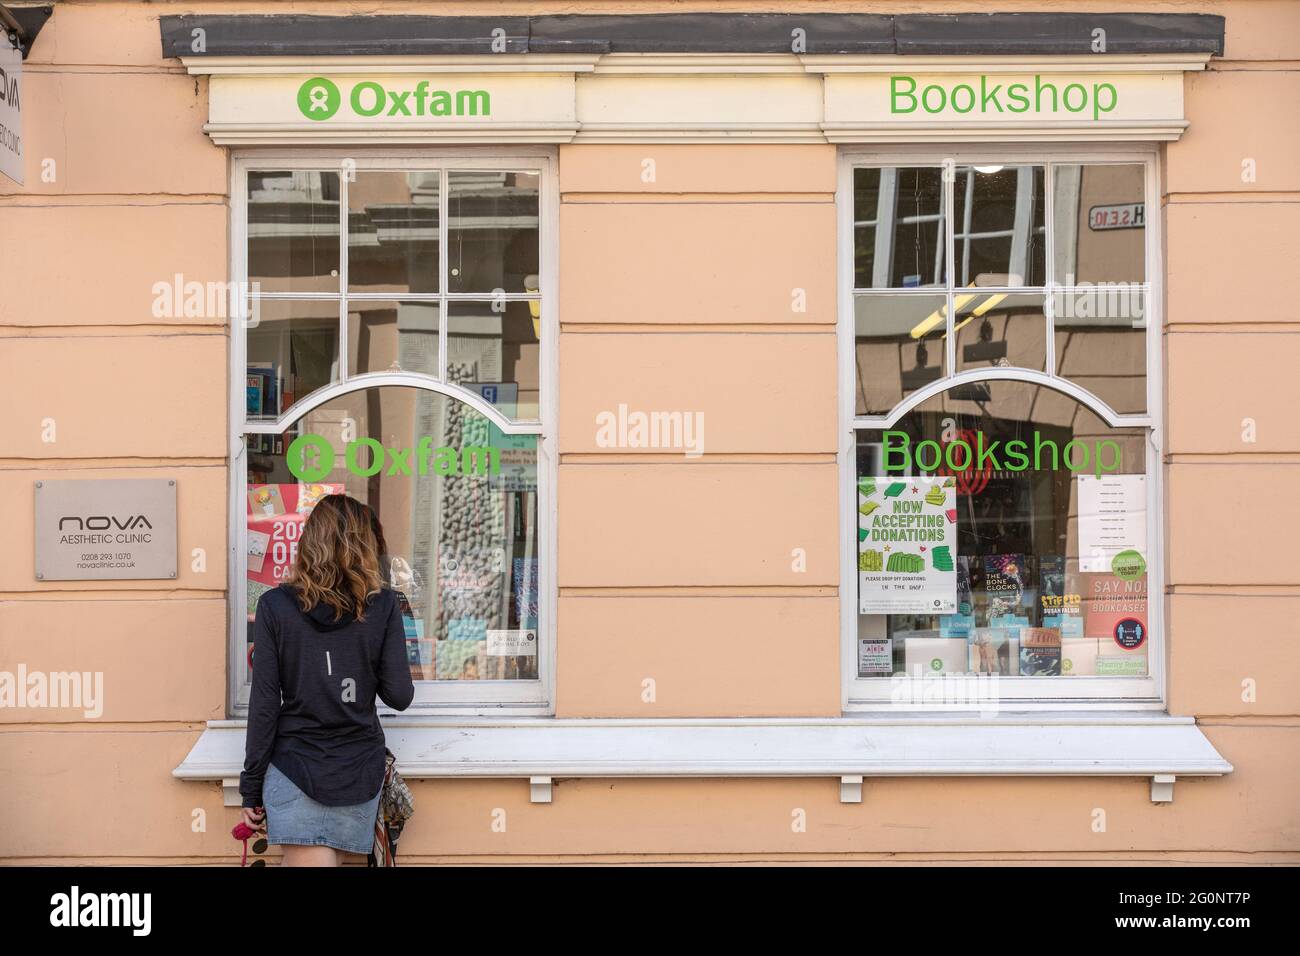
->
{"left": 890, "top": 74, "right": 1119, "bottom": 122}
{"left": 884, "top": 430, "right": 1123, "bottom": 479}
{"left": 296, "top": 77, "right": 491, "bottom": 121}
{"left": 297, "top": 77, "right": 341, "bottom": 120}
{"left": 285, "top": 434, "right": 501, "bottom": 482}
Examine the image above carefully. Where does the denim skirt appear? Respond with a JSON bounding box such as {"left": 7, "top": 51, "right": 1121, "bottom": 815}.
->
{"left": 264, "top": 762, "right": 381, "bottom": 855}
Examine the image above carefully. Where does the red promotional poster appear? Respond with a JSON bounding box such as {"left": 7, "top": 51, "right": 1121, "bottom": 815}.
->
{"left": 1079, "top": 571, "right": 1148, "bottom": 644}
{"left": 247, "top": 482, "right": 345, "bottom": 593}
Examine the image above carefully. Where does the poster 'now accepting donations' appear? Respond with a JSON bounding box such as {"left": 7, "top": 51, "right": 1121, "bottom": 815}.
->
{"left": 858, "top": 476, "right": 957, "bottom": 614}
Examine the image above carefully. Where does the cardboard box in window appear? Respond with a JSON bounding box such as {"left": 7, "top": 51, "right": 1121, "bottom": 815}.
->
{"left": 1060, "top": 637, "right": 1102, "bottom": 676}
{"left": 904, "top": 637, "right": 969, "bottom": 676}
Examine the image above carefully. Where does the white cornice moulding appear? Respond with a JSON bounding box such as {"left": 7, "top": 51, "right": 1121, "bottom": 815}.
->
{"left": 799, "top": 53, "right": 1214, "bottom": 74}
{"left": 572, "top": 122, "right": 827, "bottom": 144}
{"left": 180, "top": 54, "right": 602, "bottom": 76}
{"left": 590, "top": 53, "right": 809, "bottom": 75}
{"left": 181, "top": 52, "right": 1213, "bottom": 79}
{"left": 823, "top": 120, "right": 1191, "bottom": 144}
{"left": 204, "top": 122, "right": 580, "bottom": 146}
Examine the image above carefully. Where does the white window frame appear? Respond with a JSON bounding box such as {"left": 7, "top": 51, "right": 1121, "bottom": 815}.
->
{"left": 838, "top": 144, "right": 1164, "bottom": 711}
{"left": 227, "top": 148, "right": 559, "bottom": 717}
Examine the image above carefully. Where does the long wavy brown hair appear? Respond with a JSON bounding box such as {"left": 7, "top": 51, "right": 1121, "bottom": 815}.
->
{"left": 286, "top": 494, "right": 384, "bottom": 622}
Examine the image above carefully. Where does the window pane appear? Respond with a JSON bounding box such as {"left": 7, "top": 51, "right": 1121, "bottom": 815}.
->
{"left": 854, "top": 293, "right": 946, "bottom": 415}
{"left": 954, "top": 165, "right": 1045, "bottom": 287}
{"left": 347, "top": 300, "right": 440, "bottom": 378}
{"left": 347, "top": 170, "right": 440, "bottom": 295}
{"left": 247, "top": 171, "right": 340, "bottom": 294}
{"left": 447, "top": 300, "right": 540, "bottom": 420}
{"left": 955, "top": 292, "right": 1047, "bottom": 374}
{"left": 246, "top": 387, "right": 541, "bottom": 684}
{"left": 245, "top": 299, "right": 339, "bottom": 420}
{"left": 1054, "top": 289, "right": 1147, "bottom": 413}
{"left": 855, "top": 381, "right": 1149, "bottom": 682}
{"left": 1053, "top": 164, "right": 1145, "bottom": 285}
{"left": 447, "top": 170, "right": 539, "bottom": 294}
{"left": 853, "top": 167, "right": 946, "bottom": 289}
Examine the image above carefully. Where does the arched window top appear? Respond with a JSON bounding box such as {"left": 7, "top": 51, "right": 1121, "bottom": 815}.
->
{"left": 245, "top": 374, "right": 538, "bottom": 437}
{"left": 863, "top": 368, "right": 1146, "bottom": 431}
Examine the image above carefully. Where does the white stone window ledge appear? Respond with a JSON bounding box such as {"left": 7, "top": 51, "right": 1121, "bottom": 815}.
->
{"left": 175, "top": 714, "right": 1231, "bottom": 806}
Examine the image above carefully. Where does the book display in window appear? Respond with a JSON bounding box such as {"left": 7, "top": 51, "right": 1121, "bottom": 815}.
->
{"left": 1019, "top": 627, "right": 1063, "bottom": 677}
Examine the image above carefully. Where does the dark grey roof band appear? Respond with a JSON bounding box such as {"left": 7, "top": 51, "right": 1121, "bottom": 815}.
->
{"left": 158, "top": 12, "right": 1225, "bottom": 59}
{"left": 894, "top": 13, "right": 1226, "bottom": 55}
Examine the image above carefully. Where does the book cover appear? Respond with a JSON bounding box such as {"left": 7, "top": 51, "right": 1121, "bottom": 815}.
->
{"left": 969, "top": 626, "right": 1019, "bottom": 675}
{"left": 246, "top": 529, "right": 270, "bottom": 574}
{"left": 1019, "top": 627, "right": 1062, "bottom": 676}
{"left": 513, "top": 557, "right": 539, "bottom": 629}
{"left": 296, "top": 481, "right": 344, "bottom": 515}
{"left": 247, "top": 484, "right": 286, "bottom": 517}
{"left": 983, "top": 554, "right": 1029, "bottom": 621}
{"left": 435, "top": 637, "right": 483, "bottom": 681}
{"left": 1039, "top": 555, "right": 1082, "bottom": 623}
{"left": 245, "top": 375, "right": 264, "bottom": 417}
{"left": 248, "top": 361, "right": 280, "bottom": 416}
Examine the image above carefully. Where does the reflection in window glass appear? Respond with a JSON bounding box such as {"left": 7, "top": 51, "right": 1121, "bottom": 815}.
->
{"left": 246, "top": 388, "right": 540, "bottom": 684}
{"left": 247, "top": 171, "right": 340, "bottom": 294}
{"left": 447, "top": 300, "right": 540, "bottom": 420}
{"left": 854, "top": 294, "right": 946, "bottom": 416}
{"left": 955, "top": 292, "right": 1047, "bottom": 374}
{"left": 855, "top": 382, "right": 1148, "bottom": 681}
{"left": 1054, "top": 289, "right": 1147, "bottom": 413}
{"left": 347, "top": 171, "right": 440, "bottom": 295}
{"left": 447, "top": 171, "right": 539, "bottom": 294}
{"left": 245, "top": 299, "right": 340, "bottom": 420}
{"left": 954, "top": 165, "right": 1045, "bottom": 287}
{"left": 1053, "top": 164, "right": 1145, "bottom": 285}
{"left": 853, "top": 167, "right": 946, "bottom": 289}
{"left": 347, "top": 300, "right": 440, "bottom": 379}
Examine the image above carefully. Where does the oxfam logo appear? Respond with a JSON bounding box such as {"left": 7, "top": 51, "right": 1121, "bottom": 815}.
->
{"left": 285, "top": 433, "right": 502, "bottom": 482}
{"left": 297, "top": 77, "right": 341, "bottom": 120}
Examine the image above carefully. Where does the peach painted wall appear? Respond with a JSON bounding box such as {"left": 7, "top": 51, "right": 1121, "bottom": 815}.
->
{"left": 1, "top": 1, "right": 1297, "bottom": 865}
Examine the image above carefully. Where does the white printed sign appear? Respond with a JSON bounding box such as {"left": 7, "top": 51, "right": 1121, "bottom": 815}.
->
{"left": 858, "top": 638, "right": 893, "bottom": 676}
{"left": 486, "top": 628, "right": 537, "bottom": 657}
{"left": 858, "top": 476, "right": 957, "bottom": 614}
{"left": 0, "top": 42, "right": 22, "bottom": 185}
{"left": 1078, "top": 474, "right": 1147, "bottom": 572}
{"left": 1088, "top": 202, "right": 1145, "bottom": 230}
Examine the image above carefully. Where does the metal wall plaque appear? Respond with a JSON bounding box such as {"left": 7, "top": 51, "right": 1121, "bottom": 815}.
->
{"left": 34, "top": 479, "right": 178, "bottom": 581}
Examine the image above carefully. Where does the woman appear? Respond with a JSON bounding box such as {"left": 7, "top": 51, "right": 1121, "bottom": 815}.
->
{"left": 239, "top": 494, "right": 415, "bottom": 866}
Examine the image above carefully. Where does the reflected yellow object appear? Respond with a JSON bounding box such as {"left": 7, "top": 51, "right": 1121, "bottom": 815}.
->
{"left": 946, "top": 293, "right": 1009, "bottom": 338}
{"left": 909, "top": 292, "right": 977, "bottom": 339}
